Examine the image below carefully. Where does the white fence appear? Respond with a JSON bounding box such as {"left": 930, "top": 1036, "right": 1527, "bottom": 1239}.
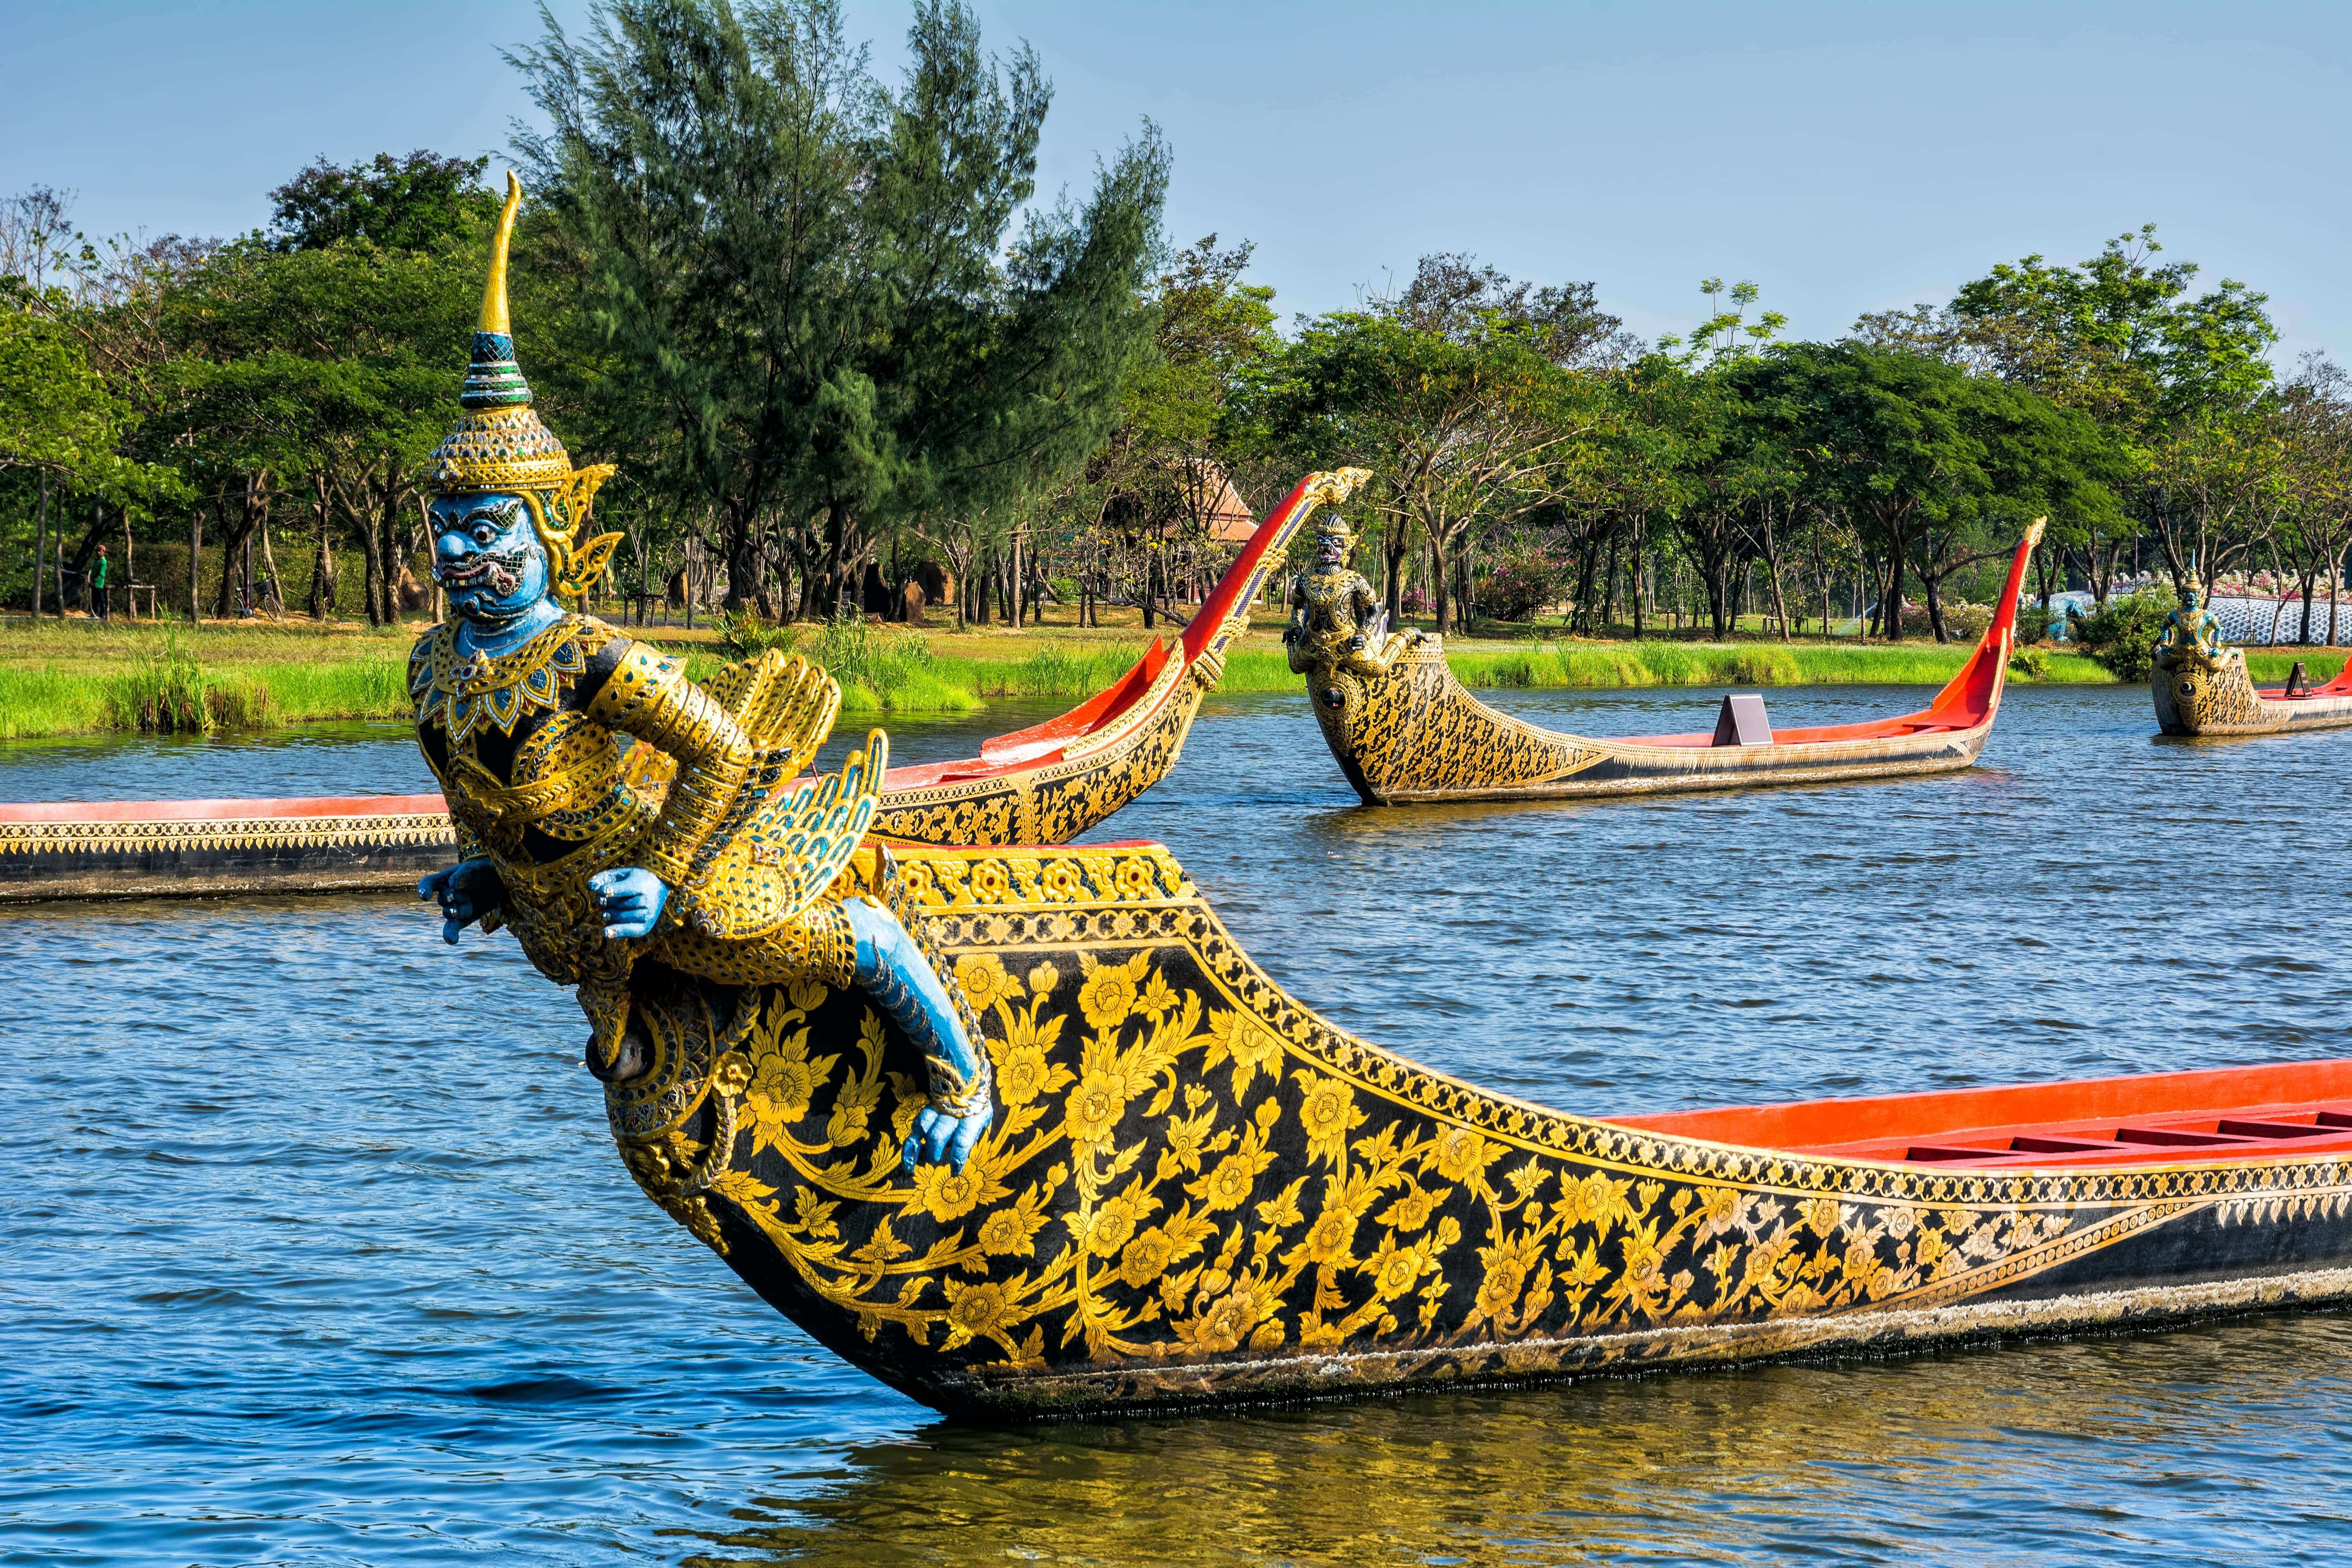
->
{"left": 2035, "top": 590, "right": 2352, "bottom": 646}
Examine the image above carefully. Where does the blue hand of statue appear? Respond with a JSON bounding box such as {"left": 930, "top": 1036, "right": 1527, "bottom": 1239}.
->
{"left": 419, "top": 857, "right": 504, "bottom": 944}
{"left": 586, "top": 866, "right": 669, "bottom": 940}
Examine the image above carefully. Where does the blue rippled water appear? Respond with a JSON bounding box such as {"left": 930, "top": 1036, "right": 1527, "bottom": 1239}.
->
{"left": 5, "top": 684, "right": 2352, "bottom": 1564}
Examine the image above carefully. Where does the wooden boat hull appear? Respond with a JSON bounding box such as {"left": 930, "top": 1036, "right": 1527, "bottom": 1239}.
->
{"left": 1313, "top": 637, "right": 1993, "bottom": 804}
{"left": 0, "top": 470, "right": 1369, "bottom": 901}
{"left": 1304, "top": 526, "right": 2039, "bottom": 808}
{"left": 609, "top": 837, "right": 2352, "bottom": 1418}
{"left": 2153, "top": 647, "right": 2352, "bottom": 737}
{"left": 863, "top": 637, "right": 1216, "bottom": 846}
{"left": 0, "top": 795, "right": 454, "bottom": 902}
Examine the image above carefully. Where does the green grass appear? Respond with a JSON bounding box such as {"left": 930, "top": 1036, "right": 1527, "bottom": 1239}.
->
{"left": 249, "top": 658, "right": 411, "bottom": 721}
{"left": 0, "top": 666, "right": 112, "bottom": 739}
{"left": 2246, "top": 650, "right": 2350, "bottom": 684}
{"left": 1448, "top": 640, "right": 2118, "bottom": 690}
{"left": 9, "top": 612, "right": 2347, "bottom": 741}
{"left": 0, "top": 651, "right": 365, "bottom": 739}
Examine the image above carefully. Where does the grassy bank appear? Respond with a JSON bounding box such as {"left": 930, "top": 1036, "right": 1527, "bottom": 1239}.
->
{"left": 4, "top": 614, "right": 2345, "bottom": 740}
{"left": 0, "top": 621, "right": 417, "bottom": 740}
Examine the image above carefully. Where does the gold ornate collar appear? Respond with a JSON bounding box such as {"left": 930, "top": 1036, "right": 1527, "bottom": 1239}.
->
{"left": 410, "top": 615, "right": 597, "bottom": 743}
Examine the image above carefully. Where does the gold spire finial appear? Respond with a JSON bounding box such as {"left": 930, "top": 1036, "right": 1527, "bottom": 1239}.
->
{"left": 479, "top": 171, "right": 521, "bottom": 336}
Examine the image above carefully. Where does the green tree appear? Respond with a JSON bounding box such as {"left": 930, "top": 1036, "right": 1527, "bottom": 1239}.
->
{"left": 515, "top": 0, "right": 1167, "bottom": 618}
{"left": 1855, "top": 225, "right": 2276, "bottom": 603}
{"left": 0, "top": 281, "right": 160, "bottom": 498}
{"left": 1731, "top": 343, "right": 2116, "bottom": 642}
{"left": 269, "top": 151, "right": 501, "bottom": 253}
{"left": 154, "top": 233, "right": 470, "bottom": 621}
{"left": 1270, "top": 254, "right": 1617, "bottom": 632}
{"left": 1077, "top": 233, "right": 1282, "bottom": 628}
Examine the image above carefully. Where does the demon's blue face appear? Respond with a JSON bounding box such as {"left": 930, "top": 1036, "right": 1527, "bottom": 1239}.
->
{"left": 430, "top": 493, "right": 549, "bottom": 625}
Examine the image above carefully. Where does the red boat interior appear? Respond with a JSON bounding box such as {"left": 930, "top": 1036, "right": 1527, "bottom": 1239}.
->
{"left": 878, "top": 474, "right": 1318, "bottom": 790}
{"left": 1611, "top": 1058, "right": 2352, "bottom": 1168}
{"left": 1606, "top": 530, "right": 2035, "bottom": 751}
{"left": 2256, "top": 662, "right": 2352, "bottom": 701}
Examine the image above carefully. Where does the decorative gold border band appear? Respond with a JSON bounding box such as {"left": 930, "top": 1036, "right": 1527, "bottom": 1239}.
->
{"left": 0, "top": 813, "right": 458, "bottom": 859}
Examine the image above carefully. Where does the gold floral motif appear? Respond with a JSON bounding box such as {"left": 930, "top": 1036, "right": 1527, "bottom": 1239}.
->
{"left": 2152, "top": 645, "right": 2352, "bottom": 736}
{"left": 599, "top": 838, "right": 2352, "bottom": 1414}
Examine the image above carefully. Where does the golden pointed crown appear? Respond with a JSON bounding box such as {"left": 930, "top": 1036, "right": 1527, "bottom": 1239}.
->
{"left": 1314, "top": 513, "right": 1359, "bottom": 548}
{"left": 428, "top": 172, "right": 621, "bottom": 598}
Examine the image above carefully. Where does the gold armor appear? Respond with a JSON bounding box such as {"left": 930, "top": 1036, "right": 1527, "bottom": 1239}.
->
{"left": 410, "top": 612, "right": 874, "bottom": 1000}
{"left": 1285, "top": 516, "right": 1410, "bottom": 686}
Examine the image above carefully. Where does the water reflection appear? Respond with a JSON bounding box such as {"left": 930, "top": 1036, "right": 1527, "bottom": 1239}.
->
{"left": 0, "top": 718, "right": 434, "bottom": 801}
{"left": 691, "top": 1317, "right": 2352, "bottom": 1565}
{"left": 5, "top": 683, "right": 2352, "bottom": 1563}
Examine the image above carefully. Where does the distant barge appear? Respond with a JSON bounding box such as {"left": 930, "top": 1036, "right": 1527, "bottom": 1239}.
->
{"left": 0, "top": 795, "right": 456, "bottom": 902}
{"left": 1304, "top": 524, "right": 2041, "bottom": 807}
{"left": 2154, "top": 647, "right": 2352, "bottom": 737}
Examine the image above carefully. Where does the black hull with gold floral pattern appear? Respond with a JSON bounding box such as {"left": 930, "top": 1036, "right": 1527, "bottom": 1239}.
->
{"left": 1300, "top": 526, "right": 2045, "bottom": 807}
{"left": 604, "top": 839, "right": 2352, "bottom": 1418}
{"left": 2152, "top": 647, "right": 2352, "bottom": 736}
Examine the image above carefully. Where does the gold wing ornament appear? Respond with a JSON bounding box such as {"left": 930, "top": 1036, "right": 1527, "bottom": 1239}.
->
{"left": 663, "top": 649, "right": 882, "bottom": 940}
{"left": 619, "top": 646, "right": 839, "bottom": 804}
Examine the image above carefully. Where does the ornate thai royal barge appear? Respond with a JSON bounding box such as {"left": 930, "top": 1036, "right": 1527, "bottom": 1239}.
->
{"left": 2151, "top": 591, "right": 2352, "bottom": 737}
{"left": 1285, "top": 521, "right": 2044, "bottom": 806}
{"left": 615, "top": 834, "right": 2352, "bottom": 1417}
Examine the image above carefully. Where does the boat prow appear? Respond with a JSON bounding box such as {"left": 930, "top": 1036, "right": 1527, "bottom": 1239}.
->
{"left": 607, "top": 829, "right": 2352, "bottom": 1417}
{"left": 868, "top": 469, "right": 1367, "bottom": 844}
{"left": 2154, "top": 646, "right": 2352, "bottom": 737}
{"left": 1305, "top": 523, "right": 2043, "bottom": 806}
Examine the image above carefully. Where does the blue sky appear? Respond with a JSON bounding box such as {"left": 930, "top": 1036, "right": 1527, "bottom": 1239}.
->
{"left": 7, "top": 1, "right": 2349, "bottom": 359}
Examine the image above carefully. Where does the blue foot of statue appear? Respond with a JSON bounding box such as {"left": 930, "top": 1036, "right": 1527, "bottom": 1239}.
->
{"left": 841, "top": 899, "right": 993, "bottom": 1173}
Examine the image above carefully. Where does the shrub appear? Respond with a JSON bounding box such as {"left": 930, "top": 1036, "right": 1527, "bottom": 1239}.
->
{"left": 2007, "top": 645, "right": 2050, "bottom": 680}
{"left": 100, "top": 635, "right": 279, "bottom": 732}
{"left": 717, "top": 609, "right": 801, "bottom": 661}
{"left": 2070, "top": 588, "right": 2179, "bottom": 682}
{"left": 1478, "top": 551, "right": 1568, "bottom": 622}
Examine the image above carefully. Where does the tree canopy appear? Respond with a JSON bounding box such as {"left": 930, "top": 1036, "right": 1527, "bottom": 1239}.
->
{"left": 5, "top": 18, "right": 2347, "bottom": 652}
{"left": 512, "top": 0, "right": 1167, "bottom": 615}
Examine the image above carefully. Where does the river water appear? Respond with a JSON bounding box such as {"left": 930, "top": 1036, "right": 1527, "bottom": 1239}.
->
{"left": 5, "top": 684, "right": 2351, "bottom": 1565}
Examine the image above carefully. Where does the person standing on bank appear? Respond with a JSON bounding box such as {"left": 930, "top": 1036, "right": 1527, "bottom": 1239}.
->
{"left": 91, "top": 545, "right": 109, "bottom": 621}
